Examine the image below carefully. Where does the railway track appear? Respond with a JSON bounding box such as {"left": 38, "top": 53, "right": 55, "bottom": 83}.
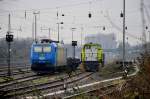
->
{"left": 0, "top": 65, "right": 32, "bottom": 82}
{"left": 62, "top": 65, "right": 139, "bottom": 99}
{"left": 0, "top": 71, "right": 72, "bottom": 89}
{"left": 25, "top": 65, "right": 139, "bottom": 99}
{"left": 0, "top": 74, "right": 38, "bottom": 88}
{"left": 0, "top": 62, "right": 30, "bottom": 69}
{"left": 0, "top": 71, "right": 38, "bottom": 90}
{"left": 64, "top": 80, "right": 119, "bottom": 99}
{"left": 1, "top": 72, "right": 93, "bottom": 98}
{"left": 0, "top": 63, "right": 139, "bottom": 99}
{"left": 0, "top": 64, "right": 30, "bottom": 72}
{"left": 0, "top": 69, "right": 31, "bottom": 76}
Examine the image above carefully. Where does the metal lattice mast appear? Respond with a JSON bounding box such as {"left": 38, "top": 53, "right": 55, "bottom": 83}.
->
{"left": 122, "top": 0, "right": 126, "bottom": 74}
{"left": 141, "top": 0, "right": 147, "bottom": 52}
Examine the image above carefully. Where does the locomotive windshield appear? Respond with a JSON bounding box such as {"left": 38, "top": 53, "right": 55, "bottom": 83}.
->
{"left": 33, "top": 45, "right": 51, "bottom": 53}
{"left": 34, "top": 46, "right": 42, "bottom": 52}
{"left": 43, "top": 46, "right": 51, "bottom": 52}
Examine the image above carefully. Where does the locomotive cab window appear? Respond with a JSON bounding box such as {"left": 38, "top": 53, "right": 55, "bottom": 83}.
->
{"left": 43, "top": 46, "right": 51, "bottom": 52}
{"left": 34, "top": 46, "right": 42, "bottom": 52}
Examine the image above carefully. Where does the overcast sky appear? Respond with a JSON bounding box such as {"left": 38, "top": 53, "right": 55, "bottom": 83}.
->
{"left": 0, "top": 0, "right": 150, "bottom": 45}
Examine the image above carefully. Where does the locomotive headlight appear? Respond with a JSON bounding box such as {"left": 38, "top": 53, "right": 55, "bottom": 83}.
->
{"left": 43, "top": 46, "right": 51, "bottom": 52}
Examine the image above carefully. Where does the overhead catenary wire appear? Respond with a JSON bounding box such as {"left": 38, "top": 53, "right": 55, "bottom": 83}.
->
{"left": 105, "top": 11, "right": 142, "bottom": 41}
{"left": 0, "top": 0, "right": 148, "bottom": 44}
{"left": 144, "top": 5, "right": 150, "bottom": 24}
{"left": 0, "top": 0, "right": 103, "bottom": 15}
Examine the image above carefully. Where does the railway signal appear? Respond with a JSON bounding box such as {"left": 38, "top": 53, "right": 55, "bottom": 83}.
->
{"left": 6, "top": 34, "right": 13, "bottom": 42}
{"left": 25, "top": 10, "right": 27, "bottom": 19}
{"left": 72, "top": 41, "right": 77, "bottom": 46}
{"left": 88, "top": 1, "right": 92, "bottom": 19}
{"left": 72, "top": 41, "right": 77, "bottom": 59}
{"left": 120, "top": 11, "right": 123, "bottom": 17}
{"left": 103, "top": 26, "right": 105, "bottom": 31}
{"left": 6, "top": 14, "right": 14, "bottom": 77}
{"left": 88, "top": 12, "right": 92, "bottom": 18}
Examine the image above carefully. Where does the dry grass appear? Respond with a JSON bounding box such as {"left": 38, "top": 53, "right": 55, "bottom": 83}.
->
{"left": 108, "top": 52, "right": 150, "bottom": 99}
{"left": 68, "top": 53, "right": 150, "bottom": 99}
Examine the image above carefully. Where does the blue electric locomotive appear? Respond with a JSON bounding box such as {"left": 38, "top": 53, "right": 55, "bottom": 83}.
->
{"left": 31, "top": 39, "right": 67, "bottom": 73}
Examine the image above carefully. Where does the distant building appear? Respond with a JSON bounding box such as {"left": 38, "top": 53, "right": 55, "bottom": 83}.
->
{"left": 85, "top": 33, "right": 118, "bottom": 63}
{"left": 85, "top": 33, "right": 117, "bottom": 49}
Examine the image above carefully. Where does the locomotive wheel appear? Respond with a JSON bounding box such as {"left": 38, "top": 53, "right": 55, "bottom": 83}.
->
{"left": 85, "top": 65, "right": 90, "bottom": 72}
{"left": 96, "top": 66, "right": 99, "bottom": 72}
{"left": 102, "top": 62, "right": 104, "bottom": 67}
{"left": 79, "top": 63, "right": 86, "bottom": 72}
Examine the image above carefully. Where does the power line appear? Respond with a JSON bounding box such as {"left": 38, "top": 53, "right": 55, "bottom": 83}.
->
{"left": 144, "top": 5, "right": 150, "bottom": 24}
{"left": 105, "top": 11, "right": 142, "bottom": 41}
{"left": 41, "top": 27, "right": 51, "bottom": 39}
{"left": 0, "top": 0, "right": 103, "bottom": 15}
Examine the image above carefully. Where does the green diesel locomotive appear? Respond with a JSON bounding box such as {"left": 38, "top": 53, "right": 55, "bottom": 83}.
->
{"left": 81, "top": 43, "right": 105, "bottom": 72}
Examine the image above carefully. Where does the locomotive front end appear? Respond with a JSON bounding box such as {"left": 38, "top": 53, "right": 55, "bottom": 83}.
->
{"left": 31, "top": 43, "right": 56, "bottom": 73}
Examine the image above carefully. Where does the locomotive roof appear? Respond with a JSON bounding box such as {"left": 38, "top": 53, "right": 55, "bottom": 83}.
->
{"left": 32, "top": 42, "right": 63, "bottom": 48}
{"left": 40, "top": 39, "right": 59, "bottom": 43}
{"left": 83, "top": 43, "right": 102, "bottom": 47}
